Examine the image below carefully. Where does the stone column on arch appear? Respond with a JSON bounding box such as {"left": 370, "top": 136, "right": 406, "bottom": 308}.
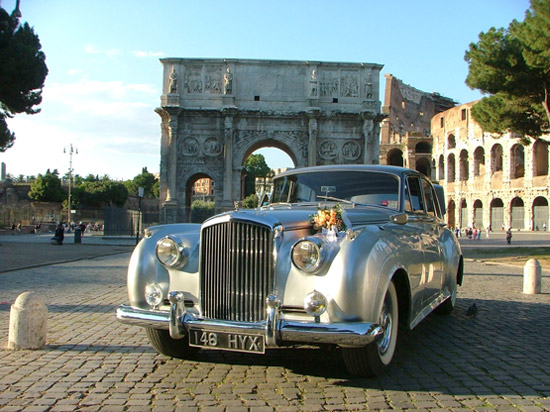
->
{"left": 165, "top": 109, "right": 181, "bottom": 204}
{"left": 362, "top": 113, "right": 376, "bottom": 164}
{"left": 222, "top": 114, "right": 234, "bottom": 204}
{"left": 307, "top": 113, "right": 318, "bottom": 167}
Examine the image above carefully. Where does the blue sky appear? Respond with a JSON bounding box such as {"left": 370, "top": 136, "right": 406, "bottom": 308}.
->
{"left": 0, "top": 0, "right": 531, "bottom": 181}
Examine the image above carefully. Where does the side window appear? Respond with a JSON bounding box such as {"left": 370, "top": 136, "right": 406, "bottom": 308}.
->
{"left": 406, "top": 176, "right": 425, "bottom": 213}
{"left": 421, "top": 178, "right": 437, "bottom": 217}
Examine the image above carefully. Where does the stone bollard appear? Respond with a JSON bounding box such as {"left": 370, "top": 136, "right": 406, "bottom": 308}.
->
{"left": 523, "top": 258, "right": 542, "bottom": 294}
{"left": 8, "top": 292, "right": 47, "bottom": 350}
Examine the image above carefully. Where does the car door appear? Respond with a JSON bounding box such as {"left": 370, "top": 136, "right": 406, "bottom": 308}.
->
{"left": 404, "top": 175, "right": 444, "bottom": 311}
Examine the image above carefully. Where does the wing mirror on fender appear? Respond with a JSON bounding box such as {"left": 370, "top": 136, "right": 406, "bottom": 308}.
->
{"left": 390, "top": 213, "right": 408, "bottom": 225}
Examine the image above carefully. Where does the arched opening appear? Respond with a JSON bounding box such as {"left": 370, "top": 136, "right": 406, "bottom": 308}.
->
{"left": 459, "top": 149, "right": 469, "bottom": 181}
{"left": 491, "top": 144, "right": 503, "bottom": 173}
{"left": 415, "top": 157, "right": 431, "bottom": 178}
{"left": 533, "top": 140, "right": 549, "bottom": 177}
{"left": 473, "top": 199, "right": 483, "bottom": 229}
{"left": 448, "top": 134, "right": 456, "bottom": 149}
{"left": 490, "top": 198, "right": 504, "bottom": 231}
{"left": 447, "top": 199, "right": 456, "bottom": 229}
{"left": 186, "top": 173, "right": 216, "bottom": 223}
{"left": 510, "top": 197, "right": 524, "bottom": 230}
{"left": 510, "top": 144, "right": 524, "bottom": 179}
{"left": 241, "top": 143, "right": 297, "bottom": 203}
{"left": 473, "top": 146, "right": 485, "bottom": 177}
{"left": 387, "top": 148, "right": 404, "bottom": 166}
{"left": 438, "top": 155, "right": 445, "bottom": 181}
{"left": 460, "top": 198, "right": 468, "bottom": 228}
{"left": 447, "top": 153, "right": 455, "bottom": 183}
{"left": 532, "top": 196, "right": 549, "bottom": 231}
{"left": 415, "top": 141, "right": 432, "bottom": 154}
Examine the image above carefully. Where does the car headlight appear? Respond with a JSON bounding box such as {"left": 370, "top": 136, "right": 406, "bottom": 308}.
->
{"left": 291, "top": 238, "right": 325, "bottom": 273}
{"left": 145, "top": 283, "right": 163, "bottom": 307}
{"left": 156, "top": 236, "right": 188, "bottom": 268}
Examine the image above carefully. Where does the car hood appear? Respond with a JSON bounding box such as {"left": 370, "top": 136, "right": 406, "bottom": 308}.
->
{"left": 205, "top": 205, "right": 395, "bottom": 232}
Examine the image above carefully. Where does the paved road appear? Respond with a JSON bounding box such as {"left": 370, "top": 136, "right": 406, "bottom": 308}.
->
{"left": 0, "top": 235, "right": 549, "bottom": 411}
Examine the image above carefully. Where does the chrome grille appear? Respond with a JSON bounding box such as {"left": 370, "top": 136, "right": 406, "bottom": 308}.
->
{"left": 200, "top": 220, "right": 274, "bottom": 322}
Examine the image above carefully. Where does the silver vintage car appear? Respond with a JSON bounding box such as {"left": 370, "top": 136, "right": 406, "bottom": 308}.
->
{"left": 116, "top": 165, "right": 463, "bottom": 377}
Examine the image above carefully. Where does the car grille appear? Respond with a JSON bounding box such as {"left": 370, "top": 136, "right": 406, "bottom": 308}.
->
{"left": 200, "top": 220, "right": 274, "bottom": 322}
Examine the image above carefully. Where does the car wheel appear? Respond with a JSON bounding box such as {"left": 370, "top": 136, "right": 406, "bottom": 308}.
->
{"left": 146, "top": 328, "right": 198, "bottom": 359}
{"left": 435, "top": 289, "right": 456, "bottom": 315}
{"left": 342, "top": 281, "right": 399, "bottom": 377}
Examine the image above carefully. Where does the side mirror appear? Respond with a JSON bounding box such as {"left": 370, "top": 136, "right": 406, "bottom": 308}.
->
{"left": 390, "top": 213, "right": 408, "bottom": 225}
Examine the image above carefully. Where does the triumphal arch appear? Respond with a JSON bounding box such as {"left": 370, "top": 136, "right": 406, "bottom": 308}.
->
{"left": 157, "top": 58, "right": 384, "bottom": 223}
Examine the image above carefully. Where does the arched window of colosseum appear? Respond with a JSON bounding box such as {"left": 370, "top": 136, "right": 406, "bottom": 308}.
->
{"left": 387, "top": 149, "right": 404, "bottom": 166}
{"left": 533, "top": 140, "right": 549, "bottom": 177}
{"left": 490, "top": 198, "right": 504, "bottom": 230}
{"left": 447, "top": 199, "right": 456, "bottom": 228}
{"left": 415, "top": 141, "right": 432, "bottom": 154}
{"left": 459, "top": 198, "right": 468, "bottom": 228}
{"left": 473, "top": 147, "right": 485, "bottom": 177}
{"left": 532, "top": 196, "right": 548, "bottom": 231}
{"left": 473, "top": 199, "right": 483, "bottom": 229}
{"left": 448, "top": 134, "right": 456, "bottom": 149}
{"left": 491, "top": 144, "right": 503, "bottom": 173}
{"left": 510, "top": 196, "right": 525, "bottom": 230}
{"left": 459, "top": 149, "right": 469, "bottom": 181}
{"left": 438, "top": 155, "right": 445, "bottom": 181}
{"left": 510, "top": 144, "right": 525, "bottom": 179}
{"left": 447, "top": 153, "right": 455, "bottom": 183}
{"left": 415, "top": 157, "right": 431, "bottom": 178}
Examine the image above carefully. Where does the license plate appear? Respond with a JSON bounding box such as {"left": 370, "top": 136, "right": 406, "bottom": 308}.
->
{"left": 188, "top": 329, "right": 265, "bottom": 354}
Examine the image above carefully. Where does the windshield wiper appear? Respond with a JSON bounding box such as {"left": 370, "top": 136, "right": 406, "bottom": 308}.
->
{"left": 316, "top": 195, "right": 356, "bottom": 206}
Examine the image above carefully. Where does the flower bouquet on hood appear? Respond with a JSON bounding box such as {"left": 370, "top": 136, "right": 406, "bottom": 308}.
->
{"left": 311, "top": 203, "right": 347, "bottom": 236}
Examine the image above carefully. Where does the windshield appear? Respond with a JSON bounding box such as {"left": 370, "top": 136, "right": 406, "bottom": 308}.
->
{"left": 271, "top": 170, "right": 401, "bottom": 210}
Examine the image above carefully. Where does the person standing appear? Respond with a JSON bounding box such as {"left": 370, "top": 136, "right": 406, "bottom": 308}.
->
{"left": 506, "top": 228, "right": 512, "bottom": 245}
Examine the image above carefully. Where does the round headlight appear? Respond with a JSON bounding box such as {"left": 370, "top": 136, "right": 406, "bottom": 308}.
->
{"left": 156, "top": 236, "right": 187, "bottom": 268}
{"left": 145, "top": 283, "right": 163, "bottom": 307}
{"left": 291, "top": 238, "right": 324, "bottom": 273}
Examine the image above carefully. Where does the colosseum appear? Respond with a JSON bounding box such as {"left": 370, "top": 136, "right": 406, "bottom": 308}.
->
{"left": 432, "top": 102, "right": 549, "bottom": 232}
{"left": 380, "top": 74, "right": 549, "bottom": 232}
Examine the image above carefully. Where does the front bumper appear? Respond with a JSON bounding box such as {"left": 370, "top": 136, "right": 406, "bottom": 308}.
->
{"left": 116, "top": 292, "right": 383, "bottom": 348}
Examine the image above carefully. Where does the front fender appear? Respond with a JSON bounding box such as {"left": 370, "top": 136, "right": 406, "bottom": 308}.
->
{"left": 127, "top": 224, "right": 201, "bottom": 308}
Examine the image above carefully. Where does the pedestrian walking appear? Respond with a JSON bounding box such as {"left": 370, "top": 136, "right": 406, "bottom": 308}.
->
{"left": 506, "top": 228, "right": 512, "bottom": 245}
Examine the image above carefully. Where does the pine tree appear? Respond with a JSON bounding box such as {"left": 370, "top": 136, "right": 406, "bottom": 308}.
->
{"left": 0, "top": 3, "right": 48, "bottom": 151}
{"left": 464, "top": 0, "right": 550, "bottom": 141}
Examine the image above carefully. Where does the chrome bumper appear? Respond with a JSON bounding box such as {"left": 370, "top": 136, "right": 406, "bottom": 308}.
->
{"left": 116, "top": 292, "right": 383, "bottom": 348}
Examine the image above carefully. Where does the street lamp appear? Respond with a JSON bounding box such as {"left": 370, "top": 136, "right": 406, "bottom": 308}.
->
{"left": 63, "top": 144, "right": 78, "bottom": 225}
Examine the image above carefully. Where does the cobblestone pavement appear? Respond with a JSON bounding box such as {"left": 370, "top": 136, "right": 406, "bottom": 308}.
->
{"left": 0, "top": 246, "right": 549, "bottom": 411}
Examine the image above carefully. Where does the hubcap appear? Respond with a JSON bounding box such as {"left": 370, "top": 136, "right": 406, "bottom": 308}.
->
{"left": 378, "top": 300, "right": 393, "bottom": 355}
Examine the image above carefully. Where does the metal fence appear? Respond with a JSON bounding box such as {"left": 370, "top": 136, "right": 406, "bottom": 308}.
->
{"left": 0, "top": 205, "right": 159, "bottom": 236}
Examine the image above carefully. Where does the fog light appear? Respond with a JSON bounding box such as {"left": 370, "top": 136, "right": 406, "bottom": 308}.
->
{"left": 304, "top": 290, "right": 327, "bottom": 317}
{"left": 145, "top": 283, "right": 163, "bottom": 307}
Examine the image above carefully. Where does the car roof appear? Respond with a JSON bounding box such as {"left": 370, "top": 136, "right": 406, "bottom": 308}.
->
{"left": 277, "top": 164, "right": 420, "bottom": 179}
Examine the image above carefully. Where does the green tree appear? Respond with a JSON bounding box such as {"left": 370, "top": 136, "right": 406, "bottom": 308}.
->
{"left": 190, "top": 199, "right": 215, "bottom": 223}
{"left": 465, "top": 0, "right": 550, "bottom": 140}
{"left": 243, "top": 154, "right": 270, "bottom": 197}
{"left": 242, "top": 193, "right": 259, "bottom": 208}
{"left": 28, "top": 170, "right": 66, "bottom": 202}
{"left": 0, "top": 3, "right": 48, "bottom": 151}
{"left": 79, "top": 180, "right": 128, "bottom": 208}
{"left": 124, "top": 167, "right": 159, "bottom": 198}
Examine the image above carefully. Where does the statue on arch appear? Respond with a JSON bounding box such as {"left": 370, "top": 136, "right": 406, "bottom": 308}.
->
{"left": 169, "top": 65, "right": 178, "bottom": 94}
{"left": 309, "top": 69, "right": 318, "bottom": 97}
{"left": 223, "top": 67, "right": 233, "bottom": 95}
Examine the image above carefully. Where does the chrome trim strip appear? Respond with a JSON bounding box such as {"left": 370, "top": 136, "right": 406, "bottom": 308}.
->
{"left": 116, "top": 305, "right": 169, "bottom": 329}
{"left": 116, "top": 303, "right": 384, "bottom": 347}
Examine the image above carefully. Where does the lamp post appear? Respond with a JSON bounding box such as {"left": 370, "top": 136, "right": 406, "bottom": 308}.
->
{"left": 63, "top": 144, "right": 78, "bottom": 225}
